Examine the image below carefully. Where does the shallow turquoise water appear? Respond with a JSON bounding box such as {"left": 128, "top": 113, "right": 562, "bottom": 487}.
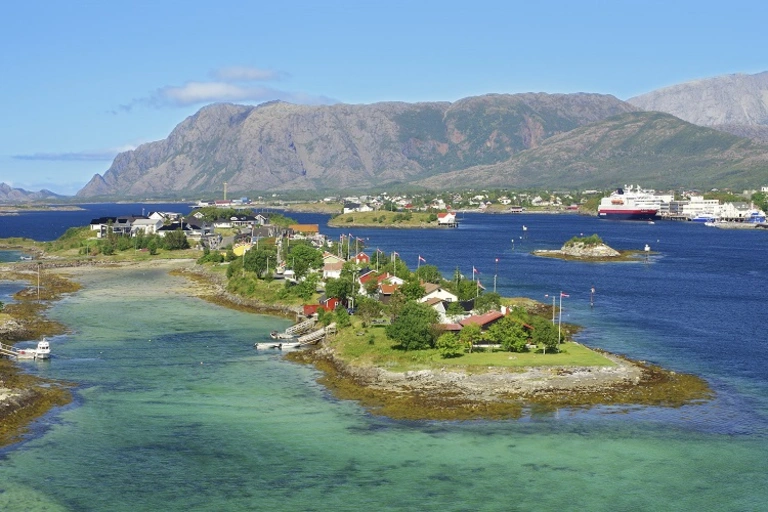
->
{"left": 1, "top": 267, "right": 767, "bottom": 511}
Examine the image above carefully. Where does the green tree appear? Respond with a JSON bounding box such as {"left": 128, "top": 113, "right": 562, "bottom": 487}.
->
{"left": 147, "top": 239, "right": 158, "bottom": 255}
{"left": 486, "top": 315, "right": 529, "bottom": 352}
{"left": 288, "top": 242, "right": 322, "bottom": 278}
{"left": 385, "top": 301, "right": 439, "bottom": 350}
{"left": 325, "top": 277, "right": 354, "bottom": 302}
{"left": 399, "top": 280, "right": 426, "bottom": 301}
{"left": 752, "top": 191, "right": 768, "bottom": 212}
{"left": 355, "top": 296, "right": 384, "bottom": 324}
{"left": 473, "top": 292, "right": 501, "bottom": 313}
{"left": 244, "top": 248, "right": 276, "bottom": 277}
{"left": 458, "top": 323, "right": 483, "bottom": 353}
{"left": 335, "top": 306, "right": 351, "bottom": 328}
{"left": 435, "top": 332, "right": 465, "bottom": 358}
{"left": 446, "top": 301, "right": 465, "bottom": 317}
{"left": 531, "top": 316, "right": 559, "bottom": 354}
{"left": 414, "top": 264, "right": 442, "bottom": 284}
{"left": 163, "top": 230, "right": 190, "bottom": 250}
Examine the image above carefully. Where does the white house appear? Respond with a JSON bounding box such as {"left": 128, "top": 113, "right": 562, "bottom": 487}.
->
{"left": 131, "top": 218, "right": 164, "bottom": 235}
{"left": 323, "top": 262, "right": 344, "bottom": 280}
{"left": 418, "top": 282, "right": 458, "bottom": 304}
{"left": 437, "top": 212, "right": 457, "bottom": 225}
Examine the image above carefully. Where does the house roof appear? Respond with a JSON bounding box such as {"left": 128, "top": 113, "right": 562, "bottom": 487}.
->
{"left": 423, "top": 282, "right": 441, "bottom": 295}
{"left": 323, "top": 262, "right": 344, "bottom": 271}
{"left": 379, "top": 283, "right": 400, "bottom": 295}
{"left": 424, "top": 297, "right": 444, "bottom": 306}
{"left": 437, "top": 323, "right": 463, "bottom": 331}
{"left": 290, "top": 224, "right": 319, "bottom": 233}
{"left": 460, "top": 310, "right": 504, "bottom": 328}
{"left": 437, "top": 212, "right": 455, "bottom": 218}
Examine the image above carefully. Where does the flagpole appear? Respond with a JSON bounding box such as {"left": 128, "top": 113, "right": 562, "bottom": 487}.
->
{"left": 417, "top": 255, "right": 421, "bottom": 270}
{"left": 558, "top": 292, "right": 564, "bottom": 344}
{"left": 494, "top": 258, "right": 498, "bottom": 293}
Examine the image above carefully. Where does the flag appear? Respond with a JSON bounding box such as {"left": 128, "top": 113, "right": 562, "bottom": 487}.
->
{"left": 393, "top": 251, "right": 399, "bottom": 256}
{"left": 418, "top": 255, "right": 426, "bottom": 263}
{"left": 473, "top": 266, "right": 479, "bottom": 274}
{"left": 561, "top": 292, "right": 570, "bottom": 298}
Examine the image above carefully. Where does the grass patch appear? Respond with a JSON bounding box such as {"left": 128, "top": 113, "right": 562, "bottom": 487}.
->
{"left": 327, "top": 319, "right": 614, "bottom": 372}
{"left": 328, "top": 211, "right": 439, "bottom": 228}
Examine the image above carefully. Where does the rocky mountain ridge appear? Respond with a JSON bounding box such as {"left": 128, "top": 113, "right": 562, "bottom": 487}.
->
{"left": 0, "top": 183, "right": 66, "bottom": 204}
{"left": 74, "top": 72, "right": 768, "bottom": 198}
{"left": 77, "top": 93, "right": 638, "bottom": 197}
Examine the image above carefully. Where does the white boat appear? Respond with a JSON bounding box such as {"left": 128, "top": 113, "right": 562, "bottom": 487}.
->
{"left": 691, "top": 213, "right": 718, "bottom": 223}
{"left": 598, "top": 185, "right": 660, "bottom": 220}
{"left": 17, "top": 338, "right": 51, "bottom": 360}
{"left": 254, "top": 341, "right": 301, "bottom": 350}
{"left": 269, "top": 330, "right": 295, "bottom": 340}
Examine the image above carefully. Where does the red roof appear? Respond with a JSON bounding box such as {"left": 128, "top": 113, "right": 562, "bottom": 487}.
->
{"left": 303, "top": 304, "right": 326, "bottom": 316}
{"left": 437, "top": 323, "right": 463, "bottom": 331}
{"left": 460, "top": 310, "right": 504, "bottom": 328}
{"left": 379, "top": 283, "right": 400, "bottom": 295}
{"left": 437, "top": 212, "right": 453, "bottom": 218}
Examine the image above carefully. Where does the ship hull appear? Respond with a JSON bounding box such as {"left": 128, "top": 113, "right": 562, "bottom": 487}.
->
{"left": 598, "top": 209, "right": 658, "bottom": 220}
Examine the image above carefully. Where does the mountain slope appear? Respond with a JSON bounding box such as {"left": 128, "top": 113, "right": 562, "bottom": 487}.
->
{"left": 0, "top": 183, "right": 67, "bottom": 203}
{"left": 415, "top": 112, "right": 768, "bottom": 190}
{"left": 628, "top": 72, "right": 768, "bottom": 142}
{"left": 77, "top": 93, "right": 637, "bottom": 198}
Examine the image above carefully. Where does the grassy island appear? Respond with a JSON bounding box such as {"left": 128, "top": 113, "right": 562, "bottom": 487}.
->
{"left": 328, "top": 210, "right": 442, "bottom": 228}
{"left": 533, "top": 234, "right": 653, "bottom": 262}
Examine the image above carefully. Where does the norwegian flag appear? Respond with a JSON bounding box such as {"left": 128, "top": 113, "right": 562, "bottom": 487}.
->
{"left": 561, "top": 292, "right": 570, "bottom": 298}
{"left": 473, "top": 266, "right": 479, "bottom": 274}
{"left": 418, "top": 255, "right": 426, "bottom": 263}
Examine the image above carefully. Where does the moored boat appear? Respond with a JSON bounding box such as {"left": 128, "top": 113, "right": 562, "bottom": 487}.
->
{"left": 598, "top": 185, "right": 659, "bottom": 220}
{"left": 254, "top": 341, "right": 301, "bottom": 350}
{"left": 17, "top": 338, "right": 51, "bottom": 360}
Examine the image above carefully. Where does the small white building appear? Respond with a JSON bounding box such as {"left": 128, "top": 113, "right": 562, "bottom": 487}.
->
{"left": 418, "top": 283, "right": 458, "bottom": 304}
{"left": 437, "top": 212, "right": 457, "bottom": 226}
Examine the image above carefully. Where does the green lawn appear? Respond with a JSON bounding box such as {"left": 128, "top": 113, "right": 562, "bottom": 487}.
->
{"left": 327, "top": 319, "right": 615, "bottom": 373}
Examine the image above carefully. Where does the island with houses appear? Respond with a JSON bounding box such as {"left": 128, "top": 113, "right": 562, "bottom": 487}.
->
{"left": 1, "top": 205, "right": 712, "bottom": 443}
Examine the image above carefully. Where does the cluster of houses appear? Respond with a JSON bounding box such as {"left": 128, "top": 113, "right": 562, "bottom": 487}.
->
{"left": 88, "top": 211, "right": 329, "bottom": 250}
{"left": 309, "top": 250, "right": 510, "bottom": 335}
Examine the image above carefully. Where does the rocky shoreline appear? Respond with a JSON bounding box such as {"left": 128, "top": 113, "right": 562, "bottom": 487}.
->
{"left": 1, "top": 257, "right": 712, "bottom": 442}
{"left": 289, "top": 341, "right": 712, "bottom": 420}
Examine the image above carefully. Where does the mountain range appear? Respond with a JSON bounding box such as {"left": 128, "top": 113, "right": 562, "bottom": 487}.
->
{"left": 67, "top": 71, "right": 768, "bottom": 197}
{"left": 0, "top": 183, "right": 66, "bottom": 204}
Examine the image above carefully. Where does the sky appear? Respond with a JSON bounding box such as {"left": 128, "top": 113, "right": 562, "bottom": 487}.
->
{"left": 2, "top": 0, "right": 767, "bottom": 195}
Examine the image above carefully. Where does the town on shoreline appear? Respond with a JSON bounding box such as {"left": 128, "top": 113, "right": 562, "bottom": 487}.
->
{"left": 0, "top": 207, "right": 714, "bottom": 445}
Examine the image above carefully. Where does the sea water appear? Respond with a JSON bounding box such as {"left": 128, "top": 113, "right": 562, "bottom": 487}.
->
{"left": 0, "top": 210, "right": 767, "bottom": 510}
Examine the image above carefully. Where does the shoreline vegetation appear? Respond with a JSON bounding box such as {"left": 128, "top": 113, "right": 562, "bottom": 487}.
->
{"left": 0, "top": 239, "right": 711, "bottom": 447}
{"left": 533, "top": 234, "right": 653, "bottom": 262}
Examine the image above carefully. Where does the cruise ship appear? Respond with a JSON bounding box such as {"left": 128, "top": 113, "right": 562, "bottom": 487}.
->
{"left": 597, "top": 185, "right": 660, "bottom": 220}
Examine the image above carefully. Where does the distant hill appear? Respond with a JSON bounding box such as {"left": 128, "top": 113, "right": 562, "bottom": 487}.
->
{"left": 0, "top": 183, "right": 67, "bottom": 204}
{"left": 415, "top": 112, "right": 768, "bottom": 190}
{"left": 76, "top": 93, "right": 637, "bottom": 198}
{"left": 76, "top": 81, "right": 768, "bottom": 199}
{"left": 628, "top": 72, "right": 768, "bottom": 142}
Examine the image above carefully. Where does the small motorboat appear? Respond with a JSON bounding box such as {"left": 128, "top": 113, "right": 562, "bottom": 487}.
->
{"left": 17, "top": 338, "right": 51, "bottom": 360}
{"left": 254, "top": 341, "right": 301, "bottom": 350}
{"left": 269, "top": 330, "right": 295, "bottom": 340}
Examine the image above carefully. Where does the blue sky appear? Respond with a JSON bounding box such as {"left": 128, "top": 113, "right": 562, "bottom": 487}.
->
{"left": 2, "top": 0, "right": 766, "bottom": 195}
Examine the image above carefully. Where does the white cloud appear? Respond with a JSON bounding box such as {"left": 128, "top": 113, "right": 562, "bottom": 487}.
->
{"left": 118, "top": 65, "right": 336, "bottom": 111}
